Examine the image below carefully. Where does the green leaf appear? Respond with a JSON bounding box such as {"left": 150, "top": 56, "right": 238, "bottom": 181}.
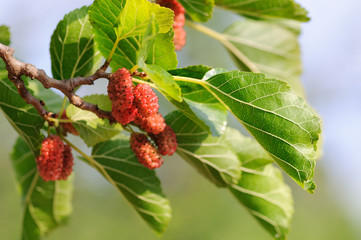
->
{"left": 92, "top": 136, "right": 171, "bottom": 234}
{"left": 27, "top": 80, "right": 64, "bottom": 113}
{"left": 116, "top": 0, "right": 173, "bottom": 39}
{"left": 166, "top": 111, "right": 240, "bottom": 187}
{"left": 202, "top": 71, "right": 321, "bottom": 192}
{"left": 137, "top": 15, "right": 159, "bottom": 67}
{"left": 146, "top": 30, "right": 177, "bottom": 71}
{"left": 142, "top": 64, "right": 182, "bottom": 102}
{"left": 230, "top": 164, "right": 293, "bottom": 239}
{"left": 0, "top": 25, "right": 10, "bottom": 45}
{"left": 225, "top": 128, "right": 293, "bottom": 239}
{"left": 168, "top": 64, "right": 212, "bottom": 79}
{"left": 167, "top": 66, "right": 213, "bottom": 134}
{"left": 0, "top": 78, "right": 44, "bottom": 153}
{"left": 11, "top": 137, "right": 73, "bottom": 239}
{"left": 223, "top": 18, "right": 304, "bottom": 96}
{"left": 178, "top": 0, "right": 214, "bottom": 22}
{"left": 137, "top": 18, "right": 177, "bottom": 71}
{"left": 225, "top": 127, "right": 273, "bottom": 169}
{"left": 0, "top": 25, "right": 10, "bottom": 79}
{"left": 50, "top": 6, "right": 101, "bottom": 80}
{"left": 89, "top": 0, "right": 177, "bottom": 70}
{"left": 66, "top": 94, "right": 122, "bottom": 147}
{"left": 168, "top": 66, "right": 228, "bottom": 136}
{"left": 215, "top": 0, "right": 309, "bottom": 21}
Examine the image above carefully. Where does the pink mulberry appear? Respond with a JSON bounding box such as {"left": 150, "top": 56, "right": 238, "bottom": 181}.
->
{"left": 36, "top": 135, "right": 73, "bottom": 181}
{"left": 149, "top": 125, "right": 177, "bottom": 156}
{"left": 130, "top": 133, "right": 163, "bottom": 169}
{"left": 133, "top": 83, "right": 159, "bottom": 117}
{"left": 134, "top": 112, "right": 166, "bottom": 135}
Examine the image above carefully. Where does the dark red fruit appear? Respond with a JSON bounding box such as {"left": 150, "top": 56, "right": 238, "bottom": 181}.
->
{"left": 134, "top": 112, "right": 166, "bottom": 134}
{"left": 157, "top": 0, "right": 187, "bottom": 51}
{"left": 112, "top": 104, "right": 138, "bottom": 125}
{"left": 149, "top": 125, "right": 177, "bottom": 156}
{"left": 173, "top": 27, "right": 186, "bottom": 51}
{"left": 108, "top": 68, "right": 136, "bottom": 125}
{"left": 133, "top": 83, "right": 159, "bottom": 117}
{"left": 130, "top": 133, "right": 163, "bottom": 169}
{"left": 36, "top": 135, "right": 73, "bottom": 181}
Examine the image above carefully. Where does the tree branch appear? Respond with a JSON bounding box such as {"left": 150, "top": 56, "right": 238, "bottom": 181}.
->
{"left": 0, "top": 43, "right": 115, "bottom": 123}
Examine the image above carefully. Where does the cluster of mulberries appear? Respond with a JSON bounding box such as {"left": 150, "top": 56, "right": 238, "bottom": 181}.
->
{"left": 108, "top": 68, "right": 178, "bottom": 169}
{"left": 157, "top": 0, "right": 186, "bottom": 51}
{"left": 36, "top": 135, "right": 74, "bottom": 181}
{"left": 108, "top": 68, "right": 166, "bottom": 134}
{"left": 129, "top": 124, "right": 177, "bottom": 169}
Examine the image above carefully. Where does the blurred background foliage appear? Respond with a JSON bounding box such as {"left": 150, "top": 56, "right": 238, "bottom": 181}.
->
{"left": 0, "top": 0, "right": 360, "bottom": 239}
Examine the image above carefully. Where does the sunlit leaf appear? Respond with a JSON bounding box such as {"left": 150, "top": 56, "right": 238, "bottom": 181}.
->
{"left": 89, "top": 0, "right": 177, "bottom": 70}
{"left": 50, "top": 6, "right": 101, "bottom": 80}
{"left": 116, "top": 0, "right": 173, "bottom": 39}
{"left": 137, "top": 15, "right": 159, "bottom": 66}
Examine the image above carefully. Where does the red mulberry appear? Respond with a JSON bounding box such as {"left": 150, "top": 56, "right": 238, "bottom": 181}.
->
{"left": 149, "top": 125, "right": 177, "bottom": 156}
{"left": 134, "top": 112, "right": 166, "bottom": 134}
{"left": 60, "top": 111, "right": 79, "bottom": 136}
{"left": 108, "top": 68, "right": 134, "bottom": 111}
{"left": 36, "top": 135, "right": 73, "bottom": 181}
{"left": 173, "top": 28, "right": 186, "bottom": 51}
{"left": 112, "top": 104, "right": 138, "bottom": 125}
{"left": 130, "top": 133, "right": 163, "bottom": 169}
{"left": 157, "top": 0, "right": 186, "bottom": 50}
{"left": 133, "top": 83, "right": 159, "bottom": 117}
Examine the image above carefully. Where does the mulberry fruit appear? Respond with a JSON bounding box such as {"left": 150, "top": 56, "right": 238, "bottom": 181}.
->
{"left": 133, "top": 83, "right": 159, "bottom": 117}
{"left": 108, "top": 68, "right": 135, "bottom": 125}
{"left": 60, "top": 111, "right": 79, "bottom": 136}
{"left": 157, "top": 0, "right": 186, "bottom": 50}
{"left": 130, "top": 133, "right": 163, "bottom": 169}
{"left": 36, "top": 135, "right": 73, "bottom": 181}
{"left": 149, "top": 125, "right": 177, "bottom": 156}
{"left": 134, "top": 112, "right": 166, "bottom": 134}
{"left": 112, "top": 104, "right": 138, "bottom": 125}
{"left": 173, "top": 28, "right": 186, "bottom": 51}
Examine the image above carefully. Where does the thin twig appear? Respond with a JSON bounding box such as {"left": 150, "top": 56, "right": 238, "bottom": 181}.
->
{"left": 0, "top": 43, "right": 115, "bottom": 123}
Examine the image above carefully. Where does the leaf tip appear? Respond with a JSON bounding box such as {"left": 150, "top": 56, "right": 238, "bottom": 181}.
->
{"left": 304, "top": 180, "right": 316, "bottom": 193}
